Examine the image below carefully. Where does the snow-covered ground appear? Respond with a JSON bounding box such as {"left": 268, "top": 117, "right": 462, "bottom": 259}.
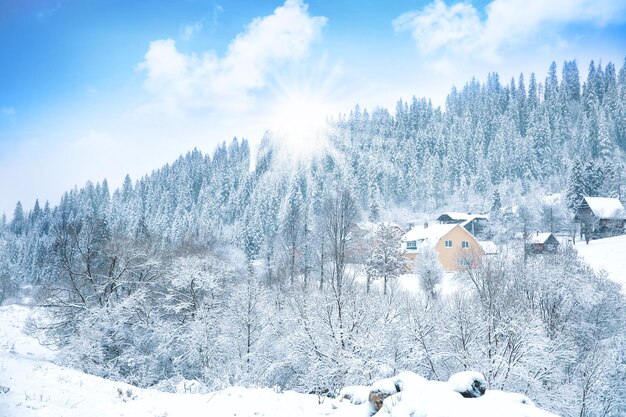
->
{"left": 574, "top": 234, "right": 626, "bottom": 293}
{"left": 347, "top": 263, "right": 459, "bottom": 297}
{"left": 0, "top": 305, "right": 338, "bottom": 417}
{"left": 0, "top": 304, "right": 558, "bottom": 417}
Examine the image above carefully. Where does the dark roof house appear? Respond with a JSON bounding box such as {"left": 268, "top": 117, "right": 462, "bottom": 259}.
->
{"left": 525, "top": 232, "right": 559, "bottom": 254}
{"left": 436, "top": 212, "right": 490, "bottom": 239}
{"left": 574, "top": 197, "right": 626, "bottom": 239}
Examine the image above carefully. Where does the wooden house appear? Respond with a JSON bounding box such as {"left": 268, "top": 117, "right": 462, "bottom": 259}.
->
{"left": 402, "top": 223, "right": 484, "bottom": 272}
{"left": 525, "top": 232, "right": 560, "bottom": 254}
{"left": 573, "top": 197, "right": 626, "bottom": 239}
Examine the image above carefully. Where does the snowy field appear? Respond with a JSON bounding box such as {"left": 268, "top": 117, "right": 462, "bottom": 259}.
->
{"left": 347, "top": 264, "right": 459, "bottom": 297}
{"left": 0, "top": 304, "right": 336, "bottom": 417}
{"left": 574, "top": 234, "right": 626, "bottom": 293}
{"left": 0, "top": 304, "right": 558, "bottom": 417}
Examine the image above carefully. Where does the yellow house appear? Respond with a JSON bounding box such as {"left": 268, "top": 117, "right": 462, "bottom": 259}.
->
{"left": 402, "top": 223, "right": 484, "bottom": 272}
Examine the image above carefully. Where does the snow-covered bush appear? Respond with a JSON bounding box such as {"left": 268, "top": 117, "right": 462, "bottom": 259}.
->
{"left": 414, "top": 246, "right": 443, "bottom": 297}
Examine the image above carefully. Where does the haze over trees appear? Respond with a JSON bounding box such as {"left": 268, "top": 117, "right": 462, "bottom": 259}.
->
{"left": 1, "top": 59, "right": 626, "bottom": 416}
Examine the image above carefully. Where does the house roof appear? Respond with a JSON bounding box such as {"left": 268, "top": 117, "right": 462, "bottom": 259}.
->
{"left": 437, "top": 212, "right": 470, "bottom": 222}
{"left": 478, "top": 240, "right": 498, "bottom": 254}
{"left": 402, "top": 223, "right": 458, "bottom": 246}
{"left": 582, "top": 197, "right": 626, "bottom": 220}
{"left": 528, "top": 232, "right": 556, "bottom": 244}
{"left": 460, "top": 214, "right": 489, "bottom": 227}
{"left": 437, "top": 212, "right": 489, "bottom": 224}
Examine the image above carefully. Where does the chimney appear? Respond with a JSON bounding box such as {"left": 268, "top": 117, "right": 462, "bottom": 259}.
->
{"left": 424, "top": 222, "right": 429, "bottom": 229}
{"left": 536, "top": 230, "right": 539, "bottom": 236}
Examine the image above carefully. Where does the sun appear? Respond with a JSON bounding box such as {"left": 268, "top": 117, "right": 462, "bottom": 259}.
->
{"left": 265, "top": 65, "right": 342, "bottom": 158}
{"left": 270, "top": 90, "right": 331, "bottom": 142}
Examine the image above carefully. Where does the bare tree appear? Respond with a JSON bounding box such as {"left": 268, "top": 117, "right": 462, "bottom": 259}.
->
{"left": 279, "top": 181, "right": 304, "bottom": 286}
{"left": 44, "top": 217, "right": 159, "bottom": 344}
{"left": 320, "top": 190, "right": 358, "bottom": 290}
{"left": 319, "top": 190, "right": 358, "bottom": 349}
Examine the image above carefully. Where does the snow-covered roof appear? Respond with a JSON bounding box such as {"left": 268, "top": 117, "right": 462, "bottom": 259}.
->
{"left": 478, "top": 240, "right": 498, "bottom": 254}
{"left": 583, "top": 197, "right": 626, "bottom": 219}
{"left": 437, "top": 212, "right": 489, "bottom": 225}
{"left": 437, "top": 212, "right": 470, "bottom": 221}
{"left": 460, "top": 214, "right": 489, "bottom": 226}
{"left": 403, "top": 223, "right": 457, "bottom": 246}
{"left": 528, "top": 233, "right": 555, "bottom": 244}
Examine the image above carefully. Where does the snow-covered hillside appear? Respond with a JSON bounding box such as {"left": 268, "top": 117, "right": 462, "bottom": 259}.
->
{"left": 0, "top": 304, "right": 333, "bottom": 417}
{"left": 0, "top": 305, "right": 558, "bottom": 417}
{"left": 575, "top": 234, "right": 626, "bottom": 293}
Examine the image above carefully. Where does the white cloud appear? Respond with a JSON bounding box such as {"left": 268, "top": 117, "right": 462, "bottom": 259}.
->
{"left": 394, "top": 0, "right": 626, "bottom": 61}
{"left": 0, "top": 0, "right": 329, "bottom": 216}
{"left": 393, "top": 1, "right": 480, "bottom": 54}
{"left": 180, "top": 21, "right": 203, "bottom": 41}
{"left": 137, "top": 0, "right": 327, "bottom": 117}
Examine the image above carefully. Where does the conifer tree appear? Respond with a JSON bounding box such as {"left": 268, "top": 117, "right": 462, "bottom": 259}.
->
{"left": 30, "top": 199, "right": 42, "bottom": 225}
{"left": 491, "top": 189, "right": 502, "bottom": 214}
{"left": 368, "top": 182, "right": 382, "bottom": 222}
{"left": 10, "top": 201, "right": 25, "bottom": 236}
{"left": 544, "top": 61, "right": 559, "bottom": 102}
{"left": 567, "top": 158, "right": 586, "bottom": 211}
{"left": 562, "top": 60, "right": 581, "bottom": 102}
{"left": 280, "top": 180, "right": 304, "bottom": 284}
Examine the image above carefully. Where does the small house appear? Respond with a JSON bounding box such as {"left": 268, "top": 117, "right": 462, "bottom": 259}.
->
{"left": 525, "top": 232, "right": 560, "bottom": 254}
{"left": 573, "top": 197, "right": 626, "bottom": 239}
{"left": 402, "top": 223, "right": 484, "bottom": 272}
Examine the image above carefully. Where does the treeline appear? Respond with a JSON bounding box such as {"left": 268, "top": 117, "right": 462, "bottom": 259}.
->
{"left": 3, "top": 58, "right": 626, "bottom": 265}
{"left": 0, "top": 58, "right": 625, "bottom": 416}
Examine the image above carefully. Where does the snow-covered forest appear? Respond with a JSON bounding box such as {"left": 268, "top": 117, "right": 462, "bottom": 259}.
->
{"left": 2, "top": 59, "right": 626, "bottom": 416}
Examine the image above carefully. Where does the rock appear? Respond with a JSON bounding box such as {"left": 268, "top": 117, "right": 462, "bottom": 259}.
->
{"left": 367, "top": 371, "right": 427, "bottom": 414}
{"left": 392, "top": 371, "right": 427, "bottom": 392}
{"left": 370, "top": 377, "right": 400, "bottom": 394}
{"left": 368, "top": 388, "right": 394, "bottom": 412}
{"left": 339, "top": 385, "right": 371, "bottom": 405}
{"left": 368, "top": 376, "right": 402, "bottom": 412}
{"left": 447, "top": 371, "right": 487, "bottom": 398}
{"left": 378, "top": 391, "right": 403, "bottom": 416}
{"left": 347, "top": 371, "right": 557, "bottom": 417}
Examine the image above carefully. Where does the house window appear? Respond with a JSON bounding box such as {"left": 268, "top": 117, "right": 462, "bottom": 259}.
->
{"left": 406, "top": 240, "right": 417, "bottom": 250}
{"left": 444, "top": 240, "right": 453, "bottom": 248}
{"left": 462, "top": 240, "right": 469, "bottom": 249}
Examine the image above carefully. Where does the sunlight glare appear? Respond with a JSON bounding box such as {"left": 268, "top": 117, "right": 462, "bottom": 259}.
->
{"left": 269, "top": 89, "right": 333, "bottom": 157}
{"left": 266, "top": 65, "right": 342, "bottom": 159}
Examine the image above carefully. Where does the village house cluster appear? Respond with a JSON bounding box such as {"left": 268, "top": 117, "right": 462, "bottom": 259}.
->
{"left": 389, "top": 196, "right": 626, "bottom": 273}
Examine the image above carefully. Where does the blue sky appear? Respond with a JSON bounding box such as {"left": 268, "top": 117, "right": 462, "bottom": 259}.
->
{"left": 1, "top": 0, "right": 625, "bottom": 216}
